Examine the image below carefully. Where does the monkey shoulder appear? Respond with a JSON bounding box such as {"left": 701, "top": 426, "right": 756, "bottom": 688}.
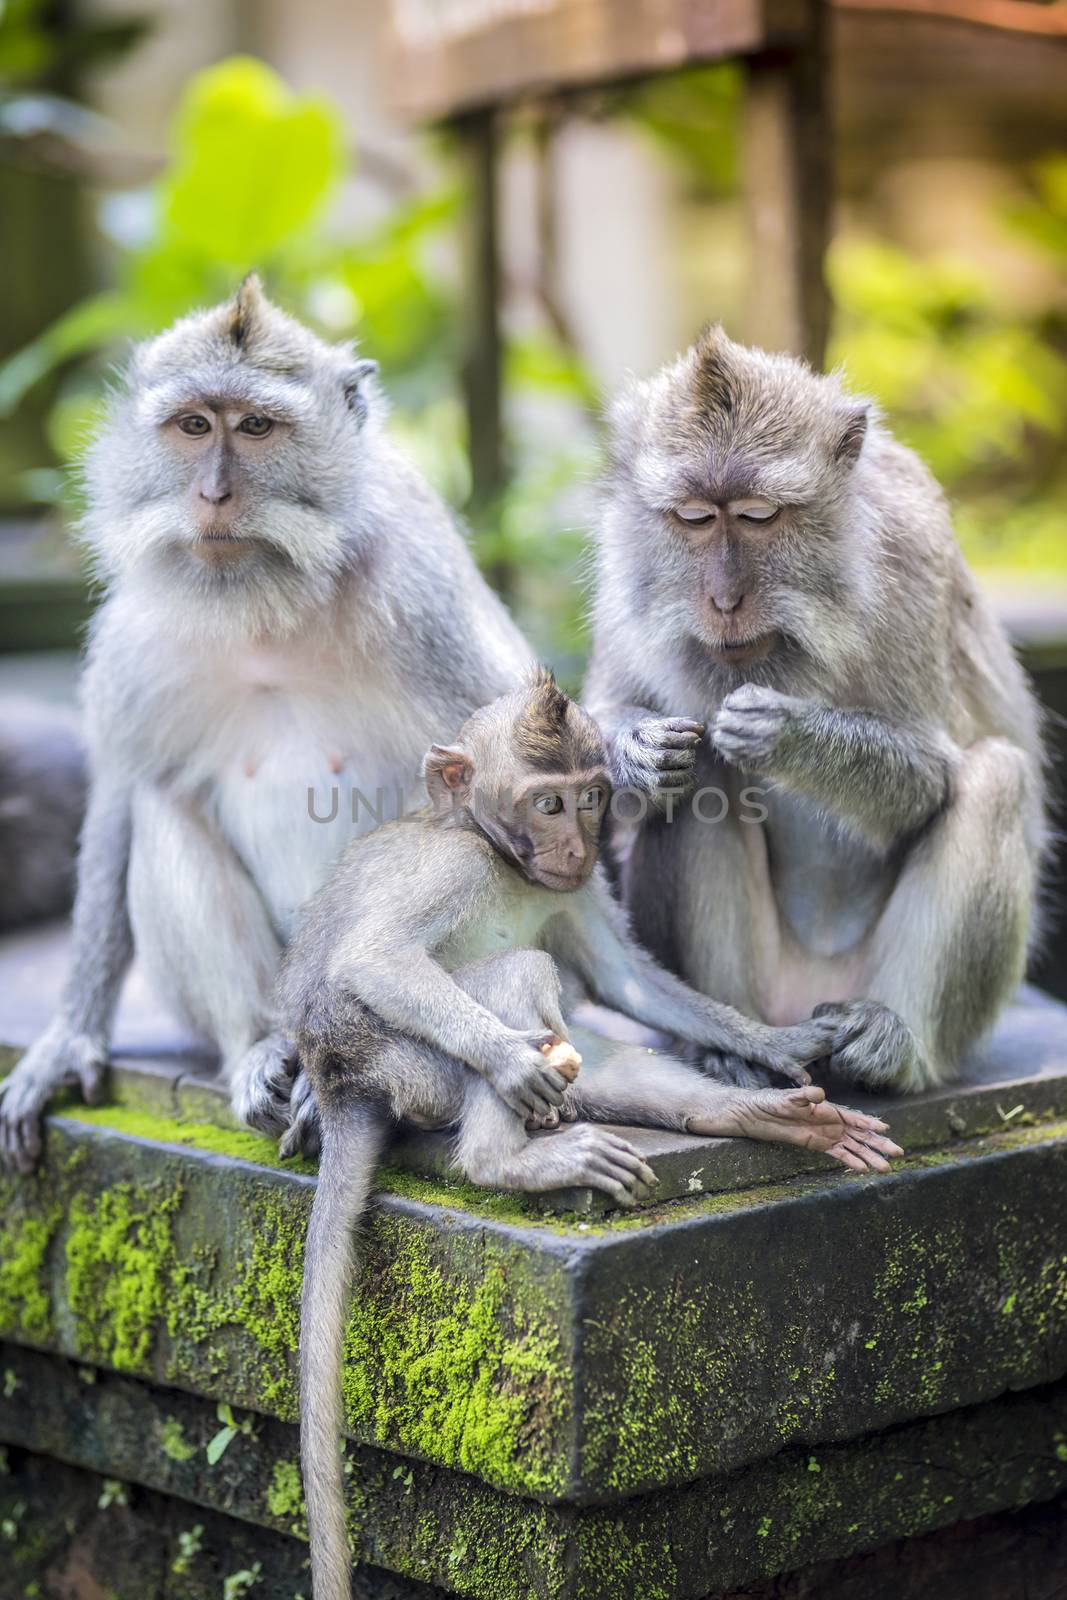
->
{"left": 862, "top": 433, "right": 955, "bottom": 563}
{"left": 312, "top": 817, "right": 501, "bottom": 933}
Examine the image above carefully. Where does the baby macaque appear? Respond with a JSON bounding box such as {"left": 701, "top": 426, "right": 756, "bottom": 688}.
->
{"left": 281, "top": 670, "right": 901, "bottom": 1600}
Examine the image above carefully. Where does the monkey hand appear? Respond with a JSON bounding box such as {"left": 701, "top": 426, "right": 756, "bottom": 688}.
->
{"left": 611, "top": 718, "right": 704, "bottom": 807}
{"left": 489, "top": 1030, "right": 577, "bottom": 1121}
{"left": 525, "top": 1038, "right": 582, "bottom": 1128}
{"left": 713, "top": 684, "right": 809, "bottom": 774}
{"left": 739, "top": 1010, "right": 847, "bottom": 1086}
{"left": 0, "top": 1021, "right": 107, "bottom": 1174}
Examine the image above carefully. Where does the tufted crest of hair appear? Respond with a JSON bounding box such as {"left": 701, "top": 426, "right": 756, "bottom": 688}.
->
{"left": 606, "top": 324, "right": 873, "bottom": 511}
{"left": 513, "top": 667, "right": 605, "bottom": 774}
{"left": 115, "top": 273, "right": 379, "bottom": 413}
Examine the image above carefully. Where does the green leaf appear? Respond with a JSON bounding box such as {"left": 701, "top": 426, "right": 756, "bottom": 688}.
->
{"left": 162, "top": 57, "right": 342, "bottom": 267}
{"left": 206, "top": 1425, "right": 237, "bottom": 1465}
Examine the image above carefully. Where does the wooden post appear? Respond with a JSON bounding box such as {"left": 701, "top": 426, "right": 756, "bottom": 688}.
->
{"left": 453, "top": 108, "right": 507, "bottom": 526}
{"left": 741, "top": 0, "right": 832, "bottom": 368}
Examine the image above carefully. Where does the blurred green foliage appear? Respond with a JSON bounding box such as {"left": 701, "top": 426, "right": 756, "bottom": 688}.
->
{"left": 828, "top": 181, "right": 1067, "bottom": 573}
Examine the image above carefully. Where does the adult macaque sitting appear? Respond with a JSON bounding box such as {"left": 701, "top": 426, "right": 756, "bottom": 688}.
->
{"left": 585, "top": 328, "right": 1046, "bottom": 1092}
{"left": 0, "top": 277, "right": 531, "bottom": 1172}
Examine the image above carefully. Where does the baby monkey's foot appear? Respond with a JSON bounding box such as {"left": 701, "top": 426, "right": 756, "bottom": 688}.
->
{"left": 231, "top": 1032, "right": 298, "bottom": 1138}
{"left": 547, "top": 1124, "right": 658, "bottom": 1207}
{"left": 686, "top": 1084, "right": 903, "bottom": 1173}
{"left": 279, "top": 1070, "right": 321, "bottom": 1161}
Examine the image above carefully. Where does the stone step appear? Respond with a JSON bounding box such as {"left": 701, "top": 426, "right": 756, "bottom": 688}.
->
{"left": 3, "top": 1099, "right": 1067, "bottom": 1505}
{"left": 4, "top": 1343, "right": 1067, "bottom": 1600}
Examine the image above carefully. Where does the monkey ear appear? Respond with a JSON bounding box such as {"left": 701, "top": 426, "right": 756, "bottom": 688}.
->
{"left": 424, "top": 744, "right": 474, "bottom": 807}
{"left": 344, "top": 359, "right": 379, "bottom": 424}
{"left": 833, "top": 404, "right": 869, "bottom": 467}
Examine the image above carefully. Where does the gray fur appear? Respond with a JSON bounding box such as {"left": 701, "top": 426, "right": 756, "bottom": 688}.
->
{"left": 585, "top": 326, "right": 1046, "bottom": 1091}
{"left": 284, "top": 684, "right": 902, "bottom": 1600}
{"left": 0, "top": 278, "right": 531, "bottom": 1172}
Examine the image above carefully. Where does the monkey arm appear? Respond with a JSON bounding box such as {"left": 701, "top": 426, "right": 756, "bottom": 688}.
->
{"left": 714, "top": 685, "right": 955, "bottom": 850}
{"left": 327, "top": 940, "right": 573, "bottom": 1122}
{"left": 52, "top": 778, "right": 135, "bottom": 1041}
{"left": 546, "top": 878, "right": 834, "bottom": 1082}
{"left": 0, "top": 778, "right": 133, "bottom": 1172}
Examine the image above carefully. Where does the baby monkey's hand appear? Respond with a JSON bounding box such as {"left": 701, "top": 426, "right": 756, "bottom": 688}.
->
{"left": 491, "top": 1030, "right": 580, "bottom": 1122}
{"left": 527, "top": 1036, "right": 583, "bottom": 1129}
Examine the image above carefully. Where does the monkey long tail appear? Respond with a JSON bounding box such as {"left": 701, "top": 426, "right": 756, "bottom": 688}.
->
{"left": 301, "top": 1100, "right": 390, "bottom": 1600}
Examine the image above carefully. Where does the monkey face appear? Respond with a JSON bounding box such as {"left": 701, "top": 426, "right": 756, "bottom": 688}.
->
{"left": 667, "top": 496, "right": 786, "bottom": 666}
{"left": 80, "top": 278, "right": 379, "bottom": 621}
{"left": 423, "top": 672, "right": 610, "bottom": 891}
{"left": 507, "top": 772, "right": 610, "bottom": 890}
{"left": 601, "top": 326, "right": 870, "bottom": 680}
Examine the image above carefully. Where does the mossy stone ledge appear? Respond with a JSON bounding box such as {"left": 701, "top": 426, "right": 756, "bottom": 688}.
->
{"left": 4, "top": 925, "right": 1067, "bottom": 1595}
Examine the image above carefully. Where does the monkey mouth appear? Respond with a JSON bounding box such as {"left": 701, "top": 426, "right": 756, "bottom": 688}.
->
{"left": 707, "top": 630, "right": 779, "bottom": 667}
{"left": 191, "top": 531, "right": 259, "bottom": 564}
{"left": 532, "top": 864, "right": 589, "bottom": 892}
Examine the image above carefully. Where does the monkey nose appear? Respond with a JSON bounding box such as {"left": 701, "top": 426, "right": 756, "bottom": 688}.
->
{"left": 710, "top": 593, "right": 744, "bottom": 615}
{"left": 199, "top": 488, "right": 233, "bottom": 505}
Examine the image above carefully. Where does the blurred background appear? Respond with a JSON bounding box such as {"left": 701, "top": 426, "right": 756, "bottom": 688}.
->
{"left": 0, "top": 0, "right": 1065, "bottom": 970}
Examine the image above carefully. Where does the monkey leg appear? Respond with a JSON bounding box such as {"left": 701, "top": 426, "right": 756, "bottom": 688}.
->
{"left": 829, "top": 738, "right": 1034, "bottom": 1092}
{"left": 454, "top": 1074, "right": 658, "bottom": 1205}
{"left": 281, "top": 949, "right": 572, "bottom": 1162}
{"left": 569, "top": 1048, "right": 900, "bottom": 1173}
{"left": 449, "top": 951, "right": 657, "bottom": 1204}
{"left": 127, "top": 786, "right": 291, "bottom": 1129}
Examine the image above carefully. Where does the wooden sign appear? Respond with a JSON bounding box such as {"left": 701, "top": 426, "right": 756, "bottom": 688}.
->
{"left": 387, "top": 0, "right": 814, "bottom": 119}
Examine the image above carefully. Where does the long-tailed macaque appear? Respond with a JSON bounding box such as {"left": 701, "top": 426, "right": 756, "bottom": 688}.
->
{"left": 0, "top": 278, "right": 532, "bottom": 1172}
{"left": 585, "top": 327, "right": 1046, "bottom": 1092}
{"left": 280, "top": 671, "right": 901, "bottom": 1600}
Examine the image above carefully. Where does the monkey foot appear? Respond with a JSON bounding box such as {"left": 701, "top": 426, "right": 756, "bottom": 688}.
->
{"left": 231, "top": 1032, "right": 298, "bottom": 1139}
{"left": 278, "top": 1071, "right": 321, "bottom": 1161}
{"left": 685, "top": 1085, "right": 903, "bottom": 1174}
{"left": 546, "top": 1124, "right": 659, "bottom": 1206}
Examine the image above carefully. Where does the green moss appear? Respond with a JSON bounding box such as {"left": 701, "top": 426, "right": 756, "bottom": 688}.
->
{"left": 0, "top": 1192, "right": 61, "bottom": 1344}
{"left": 343, "top": 1218, "right": 569, "bottom": 1495}
{"left": 159, "top": 1416, "right": 197, "bottom": 1463}
{"left": 266, "top": 1459, "right": 307, "bottom": 1540}
{"left": 232, "top": 1186, "right": 306, "bottom": 1417}
{"left": 64, "top": 1183, "right": 183, "bottom": 1371}
{"left": 53, "top": 1104, "right": 317, "bottom": 1177}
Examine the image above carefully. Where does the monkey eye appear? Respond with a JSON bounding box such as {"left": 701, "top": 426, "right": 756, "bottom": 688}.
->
{"left": 176, "top": 414, "right": 211, "bottom": 437}
{"left": 577, "top": 786, "right": 604, "bottom": 812}
{"left": 732, "top": 499, "right": 779, "bottom": 524}
{"left": 675, "top": 501, "right": 717, "bottom": 527}
{"left": 238, "top": 415, "right": 274, "bottom": 437}
{"left": 533, "top": 793, "right": 565, "bottom": 816}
